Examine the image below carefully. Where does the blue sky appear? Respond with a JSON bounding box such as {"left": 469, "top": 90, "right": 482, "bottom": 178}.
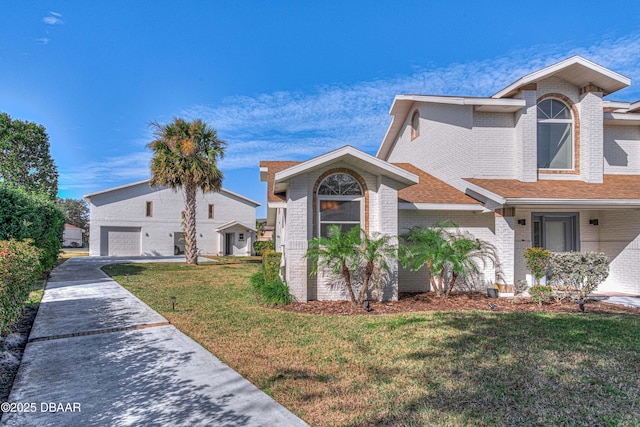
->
{"left": 2, "top": 1, "right": 640, "bottom": 217}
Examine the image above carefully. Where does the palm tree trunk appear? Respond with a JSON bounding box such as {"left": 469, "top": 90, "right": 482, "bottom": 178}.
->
{"left": 183, "top": 181, "right": 199, "bottom": 265}
{"left": 447, "top": 273, "right": 458, "bottom": 296}
{"left": 342, "top": 264, "right": 357, "bottom": 303}
{"left": 358, "top": 262, "right": 374, "bottom": 304}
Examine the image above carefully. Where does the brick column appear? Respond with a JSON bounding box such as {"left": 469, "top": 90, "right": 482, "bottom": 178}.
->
{"left": 494, "top": 209, "right": 515, "bottom": 285}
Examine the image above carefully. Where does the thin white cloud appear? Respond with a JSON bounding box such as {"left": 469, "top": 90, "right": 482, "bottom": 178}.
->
{"left": 70, "top": 32, "right": 640, "bottom": 195}
{"left": 179, "top": 32, "right": 640, "bottom": 171}
{"left": 42, "top": 12, "right": 63, "bottom": 25}
{"left": 36, "top": 38, "right": 49, "bottom": 45}
{"left": 59, "top": 151, "right": 152, "bottom": 195}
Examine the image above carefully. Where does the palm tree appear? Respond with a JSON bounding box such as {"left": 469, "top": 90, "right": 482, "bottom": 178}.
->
{"left": 357, "top": 231, "right": 396, "bottom": 303}
{"left": 148, "top": 118, "right": 226, "bottom": 265}
{"left": 305, "top": 224, "right": 362, "bottom": 303}
{"left": 400, "top": 221, "right": 496, "bottom": 297}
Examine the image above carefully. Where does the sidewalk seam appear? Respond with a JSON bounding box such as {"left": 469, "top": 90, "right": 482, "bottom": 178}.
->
{"left": 28, "top": 321, "right": 171, "bottom": 343}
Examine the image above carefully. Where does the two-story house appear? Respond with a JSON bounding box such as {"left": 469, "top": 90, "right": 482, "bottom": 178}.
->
{"left": 85, "top": 180, "right": 260, "bottom": 257}
{"left": 260, "top": 56, "right": 640, "bottom": 302}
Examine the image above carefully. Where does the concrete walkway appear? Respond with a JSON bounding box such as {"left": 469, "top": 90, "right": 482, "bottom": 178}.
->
{"left": 2, "top": 256, "right": 308, "bottom": 427}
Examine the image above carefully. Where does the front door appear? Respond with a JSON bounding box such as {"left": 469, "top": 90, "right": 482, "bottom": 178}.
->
{"left": 532, "top": 213, "right": 578, "bottom": 252}
{"left": 225, "top": 233, "right": 234, "bottom": 256}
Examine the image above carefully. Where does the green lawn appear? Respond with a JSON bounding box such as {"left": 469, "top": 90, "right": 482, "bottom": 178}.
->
{"left": 104, "top": 261, "right": 640, "bottom": 427}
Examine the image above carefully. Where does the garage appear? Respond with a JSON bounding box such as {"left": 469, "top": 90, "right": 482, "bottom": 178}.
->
{"left": 100, "top": 227, "right": 141, "bottom": 256}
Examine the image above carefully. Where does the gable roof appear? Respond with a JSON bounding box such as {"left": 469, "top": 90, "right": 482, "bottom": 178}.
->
{"left": 216, "top": 220, "right": 256, "bottom": 232}
{"left": 492, "top": 55, "right": 630, "bottom": 99}
{"left": 377, "top": 95, "right": 525, "bottom": 160}
{"left": 84, "top": 179, "right": 261, "bottom": 207}
{"left": 465, "top": 175, "right": 640, "bottom": 206}
{"left": 261, "top": 146, "right": 419, "bottom": 203}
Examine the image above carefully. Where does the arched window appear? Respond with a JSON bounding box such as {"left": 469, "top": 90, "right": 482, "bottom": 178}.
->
{"left": 411, "top": 110, "right": 420, "bottom": 139}
{"left": 537, "top": 99, "right": 573, "bottom": 169}
{"left": 317, "top": 173, "right": 363, "bottom": 237}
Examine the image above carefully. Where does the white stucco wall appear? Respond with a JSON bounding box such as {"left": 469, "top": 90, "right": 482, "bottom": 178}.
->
{"left": 88, "top": 183, "right": 257, "bottom": 256}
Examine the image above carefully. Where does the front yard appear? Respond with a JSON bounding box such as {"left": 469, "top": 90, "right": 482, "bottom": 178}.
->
{"left": 105, "top": 262, "right": 640, "bottom": 426}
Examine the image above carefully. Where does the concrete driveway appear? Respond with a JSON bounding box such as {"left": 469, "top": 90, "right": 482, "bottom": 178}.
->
{"left": 2, "top": 256, "right": 308, "bottom": 426}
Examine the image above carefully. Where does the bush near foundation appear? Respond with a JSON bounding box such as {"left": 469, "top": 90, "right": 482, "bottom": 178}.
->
{"left": 0, "top": 185, "right": 64, "bottom": 271}
{"left": 250, "top": 267, "right": 293, "bottom": 307}
{"left": 0, "top": 239, "right": 41, "bottom": 334}
{"left": 253, "top": 240, "right": 274, "bottom": 256}
{"left": 550, "top": 252, "right": 610, "bottom": 300}
{"left": 263, "top": 250, "right": 282, "bottom": 284}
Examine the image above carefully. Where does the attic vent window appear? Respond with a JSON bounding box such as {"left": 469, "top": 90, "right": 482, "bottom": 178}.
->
{"left": 411, "top": 110, "right": 420, "bottom": 140}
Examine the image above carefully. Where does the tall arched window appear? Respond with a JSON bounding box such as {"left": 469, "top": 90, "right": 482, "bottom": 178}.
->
{"left": 537, "top": 99, "right": 573, "bottom": 169}
{"left": 411, "top": 110, "right": 420, "bottom": 140}
{"left": 317, "top": 173, "right": 363, "bottom": 237}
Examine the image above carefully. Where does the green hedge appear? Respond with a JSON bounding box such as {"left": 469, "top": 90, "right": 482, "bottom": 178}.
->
{"left": 0, "top": 239, "right": 41, "bottom": 333}
{"left": 0, "top": 185, "right": 64, "bottom": 270}
{"left": 253, "top": 240, "right": 274, "bottom": 256}
{"left": 263, "top": 250, "right": 282, "bottom": 284}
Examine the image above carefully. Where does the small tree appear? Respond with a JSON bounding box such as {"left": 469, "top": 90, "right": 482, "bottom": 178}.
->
{"left": 305, "top": 224, "right": 362, "bottom": 303}
{"left": 357, "top": 231, "right": 396, "bottom": 303}
{"left": 523, "top": 247, "right": 551, "bottom": 286}
{"left": 0, "top": 112, "right": 59, "bottom": 200}
{"left": 400, "top": 221, "right": 496, "bottom": 297}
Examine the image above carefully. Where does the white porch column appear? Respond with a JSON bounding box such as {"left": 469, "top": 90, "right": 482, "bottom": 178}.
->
{"left": 246, "top": 232, "right": 253, "bottom": 256}
{"left": 495, "top": 209, "right": 515, "bottom": 285}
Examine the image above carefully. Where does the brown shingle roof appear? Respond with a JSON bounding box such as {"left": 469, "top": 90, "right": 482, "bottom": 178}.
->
{"left": 260, "top": 161, "right": 301, "bottom": 203}
{"left": 466, "top": 175, "right": 640, "bottom": 200}
{"left": 394, "top": 163, "right": 481, "bottom": 205}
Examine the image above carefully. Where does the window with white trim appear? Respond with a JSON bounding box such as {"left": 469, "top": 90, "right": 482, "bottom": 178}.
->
{"left": 411, "top": 110, "right": 420, "bottom": 140}
{"left": 317, "top": 173, "right": 363, "bottom": 237}
{"left": 537, "top": 99, "right": 573, "bottom": 169}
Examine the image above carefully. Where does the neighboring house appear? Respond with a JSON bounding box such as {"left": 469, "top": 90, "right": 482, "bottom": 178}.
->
{"left": 62, "top": 224, "right": 84, "bottom": 247}
{"left": 261, "top": 56, "right": 640, "bottom": 301}
{"left": 84, "top": 180, "right": 260, "bottom": 257}
{"left": 256, "top": 219, "right": 274, "bottom": 242}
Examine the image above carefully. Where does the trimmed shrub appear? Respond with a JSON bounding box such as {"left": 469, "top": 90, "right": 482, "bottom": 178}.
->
{"left": 523, "top": 247, "right": 551, "bottom": 286}
{"left": 253, "top": 240, "right": 274, "bottom": 256}
{"left": 263, "top": 250, "right": 282, "bottom": 284}
{"left": 549, "top": 252, "right": 610, "bottom": 299}
{"left": 0, "top": 185, "right": 64, "bottom": 271}
{"left": 0, "top": 239, "right": 41, "bottom": 333}
{"left": 530, "top": 285, "right": 553, "bottom": 306}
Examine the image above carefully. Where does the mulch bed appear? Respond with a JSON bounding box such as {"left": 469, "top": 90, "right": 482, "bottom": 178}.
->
{"left": 278, "top": 292, "right": 640, "bottom": 316}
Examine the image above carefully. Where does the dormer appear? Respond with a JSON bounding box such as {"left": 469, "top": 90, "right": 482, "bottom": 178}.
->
{"left": 493, "top": 56, "right": 631, "bottom": 184}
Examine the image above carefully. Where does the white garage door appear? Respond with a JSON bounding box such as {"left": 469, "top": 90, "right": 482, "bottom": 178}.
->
{"left": 101, "top": 227, "right": 141, "bottom": 256}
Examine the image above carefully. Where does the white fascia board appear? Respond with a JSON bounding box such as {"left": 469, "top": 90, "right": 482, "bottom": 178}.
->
{"left": 260, "top": 166, "right": 269, "bottom": 182}
{"left": 83, "top": 179, "right": 152, "bottom": 199}
{"left": 604, "top": 112, "right": 640, "bottom": 126}
{"left": 219, "top": 188, "right": 261, "bottom": 207}
{"left": 399, "top": 202, "right": 490, "bottom": 212}
{"left": 216, "top": 220, "right": 257, "bottom": 232}
{"left": 492, "top": 55, "right": 630, "bottom": 99}
{"left": 275, "top": 145, "right": 418, "bottom": 185}
{"left": 629, "top": 100, "right": 640, "bottom": 113}
{"left": 603, "top": 100, "right": 631, "bottom": 111}
{"left": 267, "top": 202, "right": 287, "bottom": 209}
{"left": 463, "top": 181, "right": 507, "bottom": 205}
{"left": 504, "top": 198, "right": 640, "bottom": 207}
